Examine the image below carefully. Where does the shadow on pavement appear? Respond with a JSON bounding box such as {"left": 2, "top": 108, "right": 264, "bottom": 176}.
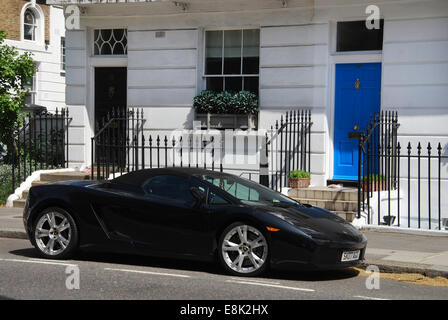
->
{"left": 10, "top": 246, "right": 360, "bottom": 282}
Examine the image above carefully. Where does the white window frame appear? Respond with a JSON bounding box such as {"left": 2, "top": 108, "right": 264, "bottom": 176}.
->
{"left": 25, "top": 63, "right": 39, "bottom": 106}
{"left": 92, "top": 28, "right": 128, "bottom": 56}
{"left": 60, "top": 36, "right": 66, "bottom": 73}
{"left": 20, "top": 3, "right": 45, "bottom": 44}
{"left": 202, "top": 27, "right": 260, "bottom": 93}
{"left": 329, "top": 19, "right": 384, "bottom": 55}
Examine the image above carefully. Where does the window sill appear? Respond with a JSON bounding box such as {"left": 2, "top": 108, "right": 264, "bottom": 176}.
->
{"left": 330, "top": 50, "right": 382, "bottom": 56}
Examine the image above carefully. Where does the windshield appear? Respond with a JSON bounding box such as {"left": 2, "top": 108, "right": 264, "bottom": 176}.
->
{"left": 198, "top": 173, "right": 298, "bottom": 206}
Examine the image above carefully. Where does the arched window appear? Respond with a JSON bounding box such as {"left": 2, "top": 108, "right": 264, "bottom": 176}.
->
{"left": 23, "top": 8, "right": 37, "bottom": 41}
{"left": 21, "top": 4, "right": 44, "bottom": 43}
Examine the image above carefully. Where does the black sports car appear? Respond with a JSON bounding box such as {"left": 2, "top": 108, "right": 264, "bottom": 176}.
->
{"left": 23, "top": 168, "right": 367, "bottom": 276}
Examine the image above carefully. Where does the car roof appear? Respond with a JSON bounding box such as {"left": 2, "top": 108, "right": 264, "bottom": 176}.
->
{"left": 111, "top": 167, "right": 224, "bottom": 187}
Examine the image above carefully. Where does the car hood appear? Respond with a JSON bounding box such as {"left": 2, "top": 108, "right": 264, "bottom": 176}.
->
{"left": 255, "top": 203, "right": 365, "bottom": 243}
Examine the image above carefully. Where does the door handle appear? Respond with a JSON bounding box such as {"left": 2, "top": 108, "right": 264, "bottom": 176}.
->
{"left": 354, "top": 125, "right": 359, "bottom": 131}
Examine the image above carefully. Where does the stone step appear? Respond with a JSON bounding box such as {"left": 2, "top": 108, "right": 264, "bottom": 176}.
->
{"left": 288, "top": 187, "right": 360, "bottom": 202}
{"left": 293, "top": 198, "right": 358, "bottom": 212}
{"left": 39, "top": 172, "right": 90, "bottom": 182}
{"left": 31, "top": 181, "right": 50, "bottom": 187}
{"left": 334, "top": 211, "right": 357, "bottom": 223}
{"left": 22, "top": 190, "right": 29, "bottom": 199}
{"left": 13, "top": 199, "right": 25, "bottom": 209}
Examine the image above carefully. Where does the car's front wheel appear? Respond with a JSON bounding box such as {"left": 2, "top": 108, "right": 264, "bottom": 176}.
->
{"left": 31, "top": 207, "right": 78, "bottom": 259}
{"left": 218, "top": 222, "right": 269, "bottom": 276}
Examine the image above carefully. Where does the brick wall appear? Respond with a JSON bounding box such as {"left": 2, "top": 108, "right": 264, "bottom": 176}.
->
{"left": 0, "top": 0, "right": 50, "bottom": 42}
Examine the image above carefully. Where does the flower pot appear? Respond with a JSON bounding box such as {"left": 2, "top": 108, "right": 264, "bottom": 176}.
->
{"left": 363, "top": 180, "right": 385, "bottom": 192}
{"left": 289, "top": 177, "right": 310, "bottom": 188}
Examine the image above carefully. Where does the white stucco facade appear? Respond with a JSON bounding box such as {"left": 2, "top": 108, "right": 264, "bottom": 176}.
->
{"left": 55, "top": 0, "right": 448, "bottom": 190}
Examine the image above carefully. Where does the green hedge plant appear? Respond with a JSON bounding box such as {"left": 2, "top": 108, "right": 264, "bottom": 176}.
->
{"left": 193, "top": 90, "right": 258, "bottom": 115}
{"left": 192, "top": 90, "right": 215, "bottom": 114}
{"left": 289, "top": 170, "right": 311, "bottom": 179}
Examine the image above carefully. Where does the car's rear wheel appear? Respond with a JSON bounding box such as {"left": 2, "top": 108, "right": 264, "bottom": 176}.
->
{"left": 218, "top": 222, "right": 269, "bottom": 276}
{"left": 31, "top": 207, "right": 78, "bottom": 259}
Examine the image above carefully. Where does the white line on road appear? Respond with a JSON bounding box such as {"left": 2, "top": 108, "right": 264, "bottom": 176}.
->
{"left": 104, "top": 267, "right": 191, "bottom": 278}
{"left": 225, "top": 280, "right": 315, "bottom": 292}
{"left": 229, "top": 277, "right": 281, "bottom": 285}
{"left": 0, "top": 258, "right": 77, "bottom": 267}
{"left": 353, "top": 295, "right": 389, "bottom": 300}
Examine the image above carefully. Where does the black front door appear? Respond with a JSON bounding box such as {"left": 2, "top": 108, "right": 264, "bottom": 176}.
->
{"left": 94, "top": 67, "right": 127, "bottom": 168}
{"left": 95, "top": 67, "right": 127, "bottom": 126}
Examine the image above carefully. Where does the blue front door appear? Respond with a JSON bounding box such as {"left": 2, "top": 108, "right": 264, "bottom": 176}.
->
{"left": 333, "top": 63, "right": 381, "bottom": 180}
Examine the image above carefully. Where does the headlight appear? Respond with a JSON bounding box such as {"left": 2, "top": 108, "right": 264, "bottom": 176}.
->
{"left": 269, "top": 212, "right": 330, "bottom": 241}
{"left": 269, "top": 212, "right": 295, "bottom": 225}
{"left": 297, "top": 227, "right": 330, "bottom": 241}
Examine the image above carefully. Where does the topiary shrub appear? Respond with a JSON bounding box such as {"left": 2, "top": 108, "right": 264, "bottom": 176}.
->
{"left": 215, "top": 91, "right": 234, "bottom": 114}
{"left": 193, "top": 90, "right": 216, "bottom": 114}
{"left": 193, "top": 90, "right": 258, "bottom": 115}
{"left": 231, "top": 91, "right": 259, "bottom": 115}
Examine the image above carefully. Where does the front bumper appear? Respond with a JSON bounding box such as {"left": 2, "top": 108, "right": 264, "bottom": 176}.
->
{"left": 270, "top": 236, "right": 367, "bottom": 271}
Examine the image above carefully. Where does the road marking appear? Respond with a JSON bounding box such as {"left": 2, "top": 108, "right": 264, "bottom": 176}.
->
{"left": 104, "top": 267, "right": 191, "bottom": 278}
{"left": 29, "top": 257, "right": 74, "bottom": 264}
{"left": 354, "top": 295, "right": 389, "bottom": 300}
{"left": 225, "top": 280, "right": 315, "bottom": 292}
{"left": 0, "top": 258, "right": 77, "bottom": 267}
{"left": 229, "top": 277, "right": 281, "bottom": 285}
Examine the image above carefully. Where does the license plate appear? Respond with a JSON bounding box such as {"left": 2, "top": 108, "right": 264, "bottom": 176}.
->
{"left": 341, "top": 250, "right": 360, "bottom": 262}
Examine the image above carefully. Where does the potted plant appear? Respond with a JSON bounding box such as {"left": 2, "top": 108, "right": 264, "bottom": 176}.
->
{"left": 289, "top": 170, "right": 311, "bottom": 188}
{"left": 362, "top": 174, "right": 386, "bottom": 192}
{"left": 193, "top": 90, "right": 258, "bottom": 130}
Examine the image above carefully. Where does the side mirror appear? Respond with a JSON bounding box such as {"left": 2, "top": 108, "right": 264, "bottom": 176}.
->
{"left": 190, "top": 187, "right": 206, "bottom": 205}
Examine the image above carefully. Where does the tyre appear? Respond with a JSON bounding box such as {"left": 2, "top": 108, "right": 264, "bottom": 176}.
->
{"left": 31, "top": 207, "right": 79, "bottom": 260}
{"left": 218, "top": 222, "right": 269, "bottom": 276}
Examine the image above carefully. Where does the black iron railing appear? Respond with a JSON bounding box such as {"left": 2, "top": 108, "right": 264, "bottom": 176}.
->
{"left": 359, "top": 111, "right": 447, "bottom": 230}
{"left": 266, "top": 110, "right": 312, "bottom": 191}
{"left": 358, "top": 111, "right": 400, "bottom": 219}
{"left": 11, "top": 108, "right": 71, "bottom": 193}
{"left": 91, "top": 108, "right": 311, "bottom": 192}
{"left": 91, "top": 108, "right": 227, "bottom": 181}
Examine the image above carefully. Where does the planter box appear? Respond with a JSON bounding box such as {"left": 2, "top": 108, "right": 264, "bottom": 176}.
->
{"left": 289, "top": 177, "right": 311, "bottom": 189}
{"left": 196, "top": 113, "right": 257, "bottom": 130}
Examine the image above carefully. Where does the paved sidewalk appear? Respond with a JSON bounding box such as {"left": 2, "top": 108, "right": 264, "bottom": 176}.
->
{"left": 1, "top": 207, "right": 447, "bottom": 277}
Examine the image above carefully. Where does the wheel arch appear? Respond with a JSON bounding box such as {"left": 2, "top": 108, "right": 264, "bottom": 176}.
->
{"left": 214, "top": 216, "right": 272, "bottom": 255}
{"left": 29, "top": 199, "right": 82, "bottom": 239}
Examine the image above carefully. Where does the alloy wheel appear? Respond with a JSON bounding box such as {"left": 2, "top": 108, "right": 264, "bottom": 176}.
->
{"left": 34, "top": 211, "right": 72, "bottom": 256}
{"left": 221, "top": 224, "right": 268, "bottom": 275}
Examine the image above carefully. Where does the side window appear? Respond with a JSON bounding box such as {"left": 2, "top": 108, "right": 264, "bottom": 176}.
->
{"left": 209, "top": 191, "right": 230, "bottom": 205}
{"left": 226, "top": 182, "right": 259, "bottom": 201}
{"left": 207, "top": 177, "right": 259, "bottom": 201}
{"left": 142, "top": 175, "right": 197, "bottom": 205}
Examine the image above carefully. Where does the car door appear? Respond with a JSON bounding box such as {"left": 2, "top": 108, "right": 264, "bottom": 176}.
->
{"left": 132, "top": 174, "right": 214, "bottom": 257}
